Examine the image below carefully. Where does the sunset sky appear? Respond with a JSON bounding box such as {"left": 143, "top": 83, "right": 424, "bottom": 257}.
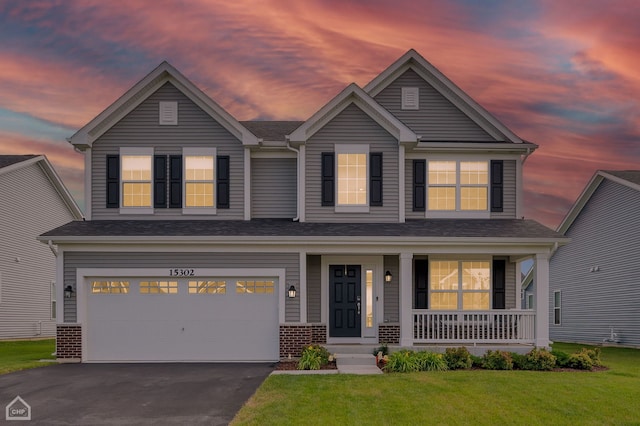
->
{"left": 1, "top": 1, "right": 638, "bottom": 228}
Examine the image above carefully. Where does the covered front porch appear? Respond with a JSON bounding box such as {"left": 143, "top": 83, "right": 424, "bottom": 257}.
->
{"left": 280, "top": 249, "right": 554, "bottom": 357}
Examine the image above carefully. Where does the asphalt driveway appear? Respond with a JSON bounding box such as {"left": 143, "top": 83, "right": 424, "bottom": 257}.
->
{"left": 0, "top": 363, "right": 274, "bottom": 425}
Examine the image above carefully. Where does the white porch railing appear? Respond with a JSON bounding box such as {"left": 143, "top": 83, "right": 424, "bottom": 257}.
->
{"left": 413, "top": 310, "right": 535, "bottom": 344}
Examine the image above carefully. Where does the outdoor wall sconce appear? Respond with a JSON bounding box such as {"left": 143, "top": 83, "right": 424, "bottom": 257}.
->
{"left": 64, "top": 285, "right": 75, "bottom": 298}
{"left": 385, "top": 271, "right": 393, "bottom": 283}
{"left": 288, "top": 285, "right": 297, "bottom": 298}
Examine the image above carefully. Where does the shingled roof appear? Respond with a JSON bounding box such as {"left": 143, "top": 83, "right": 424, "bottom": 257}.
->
{"left": 41, "top": 218, "right": 566, "bottom": 242}
{"left": 0, "top": 155, "right": 38, "bottom": 169}
{"left": 240, "top": 121, "right": 304, "bottom": 141}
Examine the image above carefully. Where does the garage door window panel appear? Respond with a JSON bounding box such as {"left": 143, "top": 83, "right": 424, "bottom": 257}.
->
{"left": 140, "top": 281, "right": 178, "bottom": 294}
{"left": 189, "top": 280, "right": 226, "bottom": 294}
{"left": 92, "top": 281, "right": 130, "bottom": 294}
{"left": 236, "top": 280, "right": 275, "bottom": 294}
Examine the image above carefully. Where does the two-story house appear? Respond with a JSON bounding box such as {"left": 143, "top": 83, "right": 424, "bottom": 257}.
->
{"left": 41, "top": 49, "right": 567, "bottom": 362}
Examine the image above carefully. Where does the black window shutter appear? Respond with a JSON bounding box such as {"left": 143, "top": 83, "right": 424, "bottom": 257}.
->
{"left": 106, "top": 155, "right": 119, "bottom": 208}
{"left": 491, "top": 160, "right": 503, "bottom": 212}
{"left": 413, "top": 160, "right": 426, "bottom": 211}
{"left": 154, "top": 155, "right": 167, "bottom": 208}
{"left": 217, "top": 155, "right": 230, "bottom": 209}
{"left": 370, "top": 152, "right": 383, "bottom": 206}
{"left": 414, "top": 259, "right": 428, "bottom": 309}
{"left": 169, "top": 155, "right": 182, "bottom": 208}
{"left": 492, "top": 259, "right": 506, "bottom": 309}
{"left": 321, "top": 152, "right": 335, "bottom": 206}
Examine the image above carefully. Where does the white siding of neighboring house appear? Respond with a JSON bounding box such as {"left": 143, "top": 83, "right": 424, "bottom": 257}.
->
{"left": 550, "top": 178, "right": 640, "bottom": 347}
{"left": 0, "top": 163, "right": 77, "bottom": 339}
{"left": 305, "top": 104, "right": 400, "bottom": 222}
{"left": 62, "top": 251, "right": 301, "bottom": 323}
{"left": 91, "top": 82, "right": 245, "bottom": 220}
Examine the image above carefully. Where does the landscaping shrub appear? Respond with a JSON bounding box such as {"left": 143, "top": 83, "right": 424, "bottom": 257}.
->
{"left": 415, "top": 351, "right": 448, "bottom": 372}
{"left": 581, "top": 348, "right": 602, "bottom": 367}
{"left": 566, "top": 351, "right": 594, "bottom": 370}
{"left": 551, "top": 349, "right": 571, "bottom": 367}
{"left": 372, "top": 343, "right": 389, "bottom": 357}
{"left": 444, "top": 347, "right": 473, "bottom": 370}
{"left": 523, "top": 348, "right": 556, "bottom": 371}
{"left": 511, "top": 353, "right": 527, "bottom": 370}
{"left": 470, "top": 354, "right": 483, "bottom": 368}
{"left": 297, "top": 345, "right": 330, "bottom": 370}
{"left": 482, "top": 350, "right": 513, "bottom": 370}
{"left": 384, "top": 350, "right": 421, "bottom": 373}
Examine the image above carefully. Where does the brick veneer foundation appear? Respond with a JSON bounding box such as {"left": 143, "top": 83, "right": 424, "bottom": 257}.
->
{"left": 56, "top": 324, "right": 82, "bottom": 360}
{"left": 279, "top": 324, "right": 327, "bottom": 358}
{"left": 378, "top": 323, "right": 400, "bottom": 344}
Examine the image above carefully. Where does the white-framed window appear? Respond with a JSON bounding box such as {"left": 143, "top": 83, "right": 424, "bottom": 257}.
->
{"left": 120, "top": 147, "right": 153, "bottom": 212}
{"left": 429, "top": 260, "right": 491, "bottom": 310}
{"left": 553, "top": 291, "right": 561, "bottom": 325}
{"left": 335, "top": 144, "right": 369, "bottom": 212}
{"left": 50, "top": 281, "right": 56, "bottom": 319}
{"left": 427, "top": 160, "right": 489, "bottom": 213}
{"left": 365, "top": 269, "right": 374, "bottom": 328}
{"left": 183, "top": 148, "right": 216, "bottom": 214}
{"left": 402, "top": 87, "right": 419, "bottom": 110}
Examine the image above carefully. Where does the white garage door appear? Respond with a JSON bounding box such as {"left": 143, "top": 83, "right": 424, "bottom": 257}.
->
{"left": 86, "top": 277, "right": 279, "bottom": 362}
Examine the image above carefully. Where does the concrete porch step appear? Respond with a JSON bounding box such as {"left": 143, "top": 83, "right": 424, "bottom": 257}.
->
{"left": 323, "top": 344, "right": 379, "bottom": 355}
{"left": 335, "top": 353, "right": 377, "bottom": 366}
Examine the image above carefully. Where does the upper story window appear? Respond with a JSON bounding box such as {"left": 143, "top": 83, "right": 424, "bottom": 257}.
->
{"left": 427, "top": 160, "right": 488, "bottom": 212}
{"left": 183, "top": 148, "right": 216, "bottom": 212}
{"left": 322, "top": 145, "right": 382, "bottom": 213}
{"left": 106, "top": 147, "right": 229, "bottom": 213}
{"left": 122, "top": 154, "right": 152, "bottom": 207}
{"left": 337, "top": 150, "right": 368, "bottom": 206}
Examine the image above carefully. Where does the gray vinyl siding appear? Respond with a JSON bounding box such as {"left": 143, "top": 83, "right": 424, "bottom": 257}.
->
{"left": 251, "top": 158, "right": 297, "bottom": 218}
{"left": 0, "top": 163, "right": 77, "bottom": 339}
{"left": 305, "top": 104, "right": 399, "bottom": 222}
{"left": 405, "top": 159, "right": 517, "bottom": 219}
{"left": 306, "top": 255, "right": 321, "bottom": 323}
{"left": 550, "top": 179, "right": 640, "bottom": 347}
{"left": 91, "top": 82, "right": 244, "bottom": 220}
{"left": 383, "top": 255, "right": 399, "bottom": 323}
{"left": 374, "top": 69, "right": 495, "bottom": 141}
{"left": 62, "top": 251, "right": 300, "bottom": 323}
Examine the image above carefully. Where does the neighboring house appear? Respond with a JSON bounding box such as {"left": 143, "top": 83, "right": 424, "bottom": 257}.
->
{"left": 0, "top": 155, "right": 83, "bottom": 339}
{"left": 549, "top": 170, "right": 640, "bottom": 347}
{"left": 521, "top": 270, "right": 534, "bottom": 310}
{"left": 40, "top": 49, "right": 567, "bottom": 362}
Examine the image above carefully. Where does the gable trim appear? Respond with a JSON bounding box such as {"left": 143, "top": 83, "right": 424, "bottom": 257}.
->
{"left": 288, "top": 83, "right": 417, "bottom": 144}
{"left": 364, "top": 49, "right": 523, "bottom": 144}
{"left": 69, "top": 62, "right": 259, "bottom": 149}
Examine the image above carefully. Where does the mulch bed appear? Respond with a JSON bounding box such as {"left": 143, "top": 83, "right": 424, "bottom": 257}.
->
{"left": 275, "top": 361, "right": 338, "bottom": 370}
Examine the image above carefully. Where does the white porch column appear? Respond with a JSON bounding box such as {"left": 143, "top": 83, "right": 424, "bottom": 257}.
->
{"left": 399, "top": 252, "right": 413, "bottom": 347}
{"left": 534, "top": 253, "right": 550, "bottom": 348}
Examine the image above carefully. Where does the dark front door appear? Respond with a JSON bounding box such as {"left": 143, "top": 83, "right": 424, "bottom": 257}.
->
{"left": 329, "top": 265, "right": 362, "bottom": 337}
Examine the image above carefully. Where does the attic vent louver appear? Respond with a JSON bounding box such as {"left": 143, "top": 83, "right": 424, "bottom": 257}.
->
{"left": 401, "top": 87, "right": 419, "bottom": 110}
{"left": 159, "top": 101, "right": 178, "bottom": 125}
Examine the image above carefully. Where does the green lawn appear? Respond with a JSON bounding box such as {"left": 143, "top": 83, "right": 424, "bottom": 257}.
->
{"left": 232, "top": 343, "right": 640, "bottom": 425}
{"left": 0, "top": 339, "right": 56, "bottom": 375}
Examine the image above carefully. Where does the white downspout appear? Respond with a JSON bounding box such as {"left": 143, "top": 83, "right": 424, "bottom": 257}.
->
{"left": 285, "top": 140, "right": 300, "bottom": 222}
{"left": 48, "top": 240, "right": 58, "bottom": 257}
